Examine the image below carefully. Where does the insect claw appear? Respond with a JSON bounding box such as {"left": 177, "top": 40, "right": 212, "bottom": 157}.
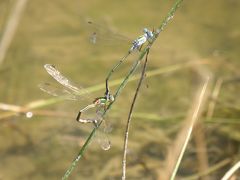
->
{"left": 76, "top": 111, "right": 82, "bottom": 122}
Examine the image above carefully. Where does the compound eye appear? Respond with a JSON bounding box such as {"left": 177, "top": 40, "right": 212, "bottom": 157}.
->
{"left": 94, "top": 99, "right": 100, "bottom": 104}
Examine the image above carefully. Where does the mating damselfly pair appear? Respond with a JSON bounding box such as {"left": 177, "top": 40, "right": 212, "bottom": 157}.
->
{"left": 39, "top": 21, "right": 155, "bottom": 150}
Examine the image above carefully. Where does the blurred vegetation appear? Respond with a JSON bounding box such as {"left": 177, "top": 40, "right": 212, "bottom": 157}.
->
{"left": 0, "top": 0, "right": 240, "bottom": 179}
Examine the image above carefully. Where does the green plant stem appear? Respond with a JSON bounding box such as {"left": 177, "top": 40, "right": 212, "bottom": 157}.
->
{"left": 62, "top": 0, "right": 184, "bottom": 179}
{"left": 122, "top": 49, "right": 149, "bottom": 180}
{"left": 62, "top": 128, "right": 96, "bottom": 180}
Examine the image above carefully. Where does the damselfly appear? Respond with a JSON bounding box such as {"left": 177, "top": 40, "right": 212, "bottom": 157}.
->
{"left": 87, "top": 21, "right": 154, "bottom": 54}
{"left": 87, "top": 21, "right": 155, "bottom": 97}
{"left": 39, "top": 64, "right": 114, "bottom": 150}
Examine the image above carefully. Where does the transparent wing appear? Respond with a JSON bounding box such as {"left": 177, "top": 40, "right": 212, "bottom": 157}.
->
{"left": 86, "top": 20, "right": 132, "bottom": 47}
{"left": 38, "top": 82, "right": 79, "bottom": 100}
{"left": 96, "top": 126, "right": 111, "bottom": 151}
{"left": 95, "top": 107, "right": 111, "bottom": 150}
{"left": 44, "top": 64, "right": 90, "bottom": 97}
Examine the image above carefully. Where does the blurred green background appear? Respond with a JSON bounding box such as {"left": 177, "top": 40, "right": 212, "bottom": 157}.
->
{"left": 0, "top": 0, "right": 240, "bottom": 179}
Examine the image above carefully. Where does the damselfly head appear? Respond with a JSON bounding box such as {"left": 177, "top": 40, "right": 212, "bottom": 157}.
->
{"left": 93, "top": 97, "right": 101, "bottom": 104}
{"left": 143, "top": 28, "right": 148, "bottom": 33}
{"left": 143, "top": 28, "right": 154, "bottom": 39}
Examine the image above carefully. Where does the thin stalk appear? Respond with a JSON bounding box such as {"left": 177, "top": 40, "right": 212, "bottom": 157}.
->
{"left": 193, "top": 122, "right": 209, "bottom": 178}
{"left": 206, "top": 78, "right": 223, "bottom": 118}
{"left": 122, "top": 50, "right": 149, "bottom": 180}
{"left": 221, "top": 161, "right": 240, "bottom": 180}
{"left": 62, "top": 128, "right": 96, "bottom": 180}
{"left": 172, "top": 79, "right": 210, "bottom": 180}
{"left": 183, "top": 158, "right": 232, "bottom": 180}
{"left": 0, "top": 0, "right": 28, "bottom": 65}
